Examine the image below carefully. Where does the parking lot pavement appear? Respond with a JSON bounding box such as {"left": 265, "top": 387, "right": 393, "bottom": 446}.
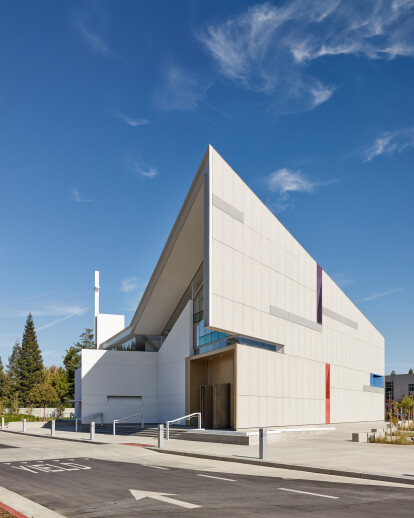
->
{"left": 1, "top": 456, "right": 414, "bottom": 517}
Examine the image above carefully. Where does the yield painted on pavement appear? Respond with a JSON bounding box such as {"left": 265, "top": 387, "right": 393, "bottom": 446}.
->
{"left": 11, "top": 461, "right": 91, "bottom": 474}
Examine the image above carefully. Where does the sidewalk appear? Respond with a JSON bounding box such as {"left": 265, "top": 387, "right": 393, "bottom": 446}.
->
{"left": 1, "top": 421, "right": 157, "bottom": 445}
{"left": 2, "top": 420, "right": 414, "bottom": 485}
{"left": 157, "top": 421, "right": 414, "bottom": 481}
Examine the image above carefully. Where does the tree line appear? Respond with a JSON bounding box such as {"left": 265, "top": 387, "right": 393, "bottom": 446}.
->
{"left": 0, "top": 313, "right": 94, "bottom": 416}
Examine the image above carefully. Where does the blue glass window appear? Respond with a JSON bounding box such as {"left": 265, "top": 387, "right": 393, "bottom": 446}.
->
{"left": 370, "top": 374, "right": 384, "bottom": 388}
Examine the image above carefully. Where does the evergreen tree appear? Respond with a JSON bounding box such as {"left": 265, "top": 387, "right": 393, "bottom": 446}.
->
{"left": 0, "top": 356, "right": 9, "bottom": 404}
{"left": 17, "top": 314, "right": 44, "bottom": 406}
{"left": 63, "top": 346, "right": 79, "bottom": 400}
{"left": 0, "top": 356, "right": 4, "bottom": 389}
{"left": 63, "top": 328, "right": 95, "bottom": 400}
{"left": 74, "top": 328, "right": 95, "bottom": 351}
{"left": 409, "top": 368, "right": 413, "bottom": 374}
{"left": 7, "top": 339, "right": 22, "bottom": 394}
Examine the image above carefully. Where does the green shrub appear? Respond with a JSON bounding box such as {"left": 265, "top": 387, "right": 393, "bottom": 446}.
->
{"left": 369, "top": 432, "right": 414, "bottom": 445}
{"left": 0, "top": 413, "right": 37, "bottom": 422}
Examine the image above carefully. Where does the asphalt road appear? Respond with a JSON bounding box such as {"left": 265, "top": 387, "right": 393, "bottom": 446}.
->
{"left": 1, "top": 457, "right": 414, "bottom": 517}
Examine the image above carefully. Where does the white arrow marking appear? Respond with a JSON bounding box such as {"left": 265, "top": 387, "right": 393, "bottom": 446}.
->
{"left": 130, "top": 489, "right": 200, "bottom": 509}
{"left": 278, "top": 488, "right": 338, "bottom": 499}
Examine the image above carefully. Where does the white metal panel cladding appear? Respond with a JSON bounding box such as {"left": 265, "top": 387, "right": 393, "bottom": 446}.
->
{"left": 208, "top": 146, "right": 384, "bottom": 426}
{"left": 270, "top": 305, "right": 322, "bottom": 332}
{"left": 212, "top": 193, "right": 244, "bottom": 223}
{"left": 322, "top": 307, "right": 358, "bottom": 329}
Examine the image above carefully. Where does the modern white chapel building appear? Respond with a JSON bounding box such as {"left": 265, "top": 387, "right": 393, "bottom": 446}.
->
{"left": 75, "top": 146, "right": 385, "bottom": 429}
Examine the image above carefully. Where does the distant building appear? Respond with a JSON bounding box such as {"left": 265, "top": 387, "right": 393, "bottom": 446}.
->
{"left": 385, "top": 373, "right": 414, "bottom": 408}
{"left": 75, "top": 146, "right": 385, "bottom": 429}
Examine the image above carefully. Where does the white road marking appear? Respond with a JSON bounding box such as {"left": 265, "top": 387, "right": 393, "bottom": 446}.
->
{"left": 197, "top": 474, "right": 235, "bottom": 482}
{"left": 10, "top": 462, "right": 91, "bottom": 474}
{"left": 149, "top": 465, "right": 169, "bottom": 470}
{"left": 278, "top": 488, "right": 339, "bottom": 499}
{"left": 130, "top": 489, "right": 201, "bottom": 509}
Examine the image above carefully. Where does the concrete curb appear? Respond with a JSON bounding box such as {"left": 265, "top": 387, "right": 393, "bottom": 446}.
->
{"left": 0, "top": 429, "right": 106, "bottom": 445}
{"left": 0, "top": 501, "right": 28, "bottom": 518}
{"left": 151, "top": 448, "right": 414, "bottom": 486}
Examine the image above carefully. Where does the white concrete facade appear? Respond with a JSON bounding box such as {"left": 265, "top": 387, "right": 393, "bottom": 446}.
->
{"left": 76, "top": 145, "right": 385, "bottom": 428}
{"left": 79, "top": 302, "right": 192, "bottom": 424}
{"left": 96, "top": 314, "right": 125, "bottom": 349}
{"left": 157, "top": 301, "right": 193, "bottom": 423}
{"left": 206, "top": 147, "right": 384, "bottom": 427}
{"left": 80, "top": 349, "right": 158, "bottom": 423}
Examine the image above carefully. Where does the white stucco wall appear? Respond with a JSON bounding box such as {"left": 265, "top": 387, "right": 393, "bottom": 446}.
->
{"left": 157, "top": 301, "right": 193, "bottom": 423}
{"left": 96, "top": 314, "right": 125, "bottom": 348}
{"left": 81, "top": 349, "right": 158, "bottom": 423}
{"left": 207, "top": 146, "right": 384, "bottom": 425}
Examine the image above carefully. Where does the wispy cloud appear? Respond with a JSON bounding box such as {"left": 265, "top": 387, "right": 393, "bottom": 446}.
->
{"left": 121, "top": 278, "right": 148, "bottom": 311}
{"left": 129, "top": 161, "right": 157, "bottom": 179}
{"left": 332, "top": 272, "right": 354, "bottom": 288}
{"left": 153, "top": 65, "right": 209, "bottom": 112}
{"left": 120, "top": 277, "right": 138, "bottom": 293}
{"left": 78, "top": 25, "right": 108, "bottom": 55}
{"left": 358, "top": 287, "right": 406, "bottom": 302}
{"left": 37, "top": 314, "right": 78, "bottom": 331}
{"left": 73, "top": 3, "right": 110, "bottom": 56}
{"left": 198, "top": 0, "right": 414, "bottom": 113}
{"left": 0, "top": 304, "right": 89, "bottom": 319}
{"left": 71, "top": 188, "right": 91, "bottom": 203}
{"left": 267, "top": 168, "right": 335, "bottom": 211}
{"left": 268, "top": 168, "right": 317, "bottom": 194}
{"left": 364, "top": 128, "right": 414, "bottom": 162}
{"left": 115, "top": 114, "right": 150, "bottom": 127}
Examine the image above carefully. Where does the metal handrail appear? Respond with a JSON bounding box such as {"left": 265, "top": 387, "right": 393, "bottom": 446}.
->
{"left": 75, "top": 412, "right": 103, "bottom": 432}
{"left": 113, "top": 412, "right": 144, "bottom": 435}
{"left": 165, "top": 412, "right": 202, "bottom": 440}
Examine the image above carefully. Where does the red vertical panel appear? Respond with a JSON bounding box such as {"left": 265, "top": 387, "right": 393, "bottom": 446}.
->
{"left": 325, "top": 363, "right": 330, "bottom": 424}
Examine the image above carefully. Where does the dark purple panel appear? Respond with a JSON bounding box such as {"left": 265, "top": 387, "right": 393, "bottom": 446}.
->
{"left": 317, "top": 264, "right": 322, "bottom": 325}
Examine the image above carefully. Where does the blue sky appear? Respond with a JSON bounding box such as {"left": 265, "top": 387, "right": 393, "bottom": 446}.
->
{"left": 0, "top": 0, "right": 413, "bottom": 374}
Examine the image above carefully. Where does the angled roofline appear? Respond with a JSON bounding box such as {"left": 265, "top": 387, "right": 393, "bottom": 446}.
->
{"left": 100, "top": 146, "right": 209, "bottom": 349}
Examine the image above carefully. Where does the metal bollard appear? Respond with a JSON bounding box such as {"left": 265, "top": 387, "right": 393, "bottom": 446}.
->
{"left": 1, "top": 417, "right": 4, "bottom": 430}
{"left": 90, "top": 421, "right": 95, "bottom": 441}
{"left": 113, "top": 421, "right": 116, "bottom": 436}
{"left": 22, "top": 419, "right": 26, "bottom": 433}
{"left": 259, "top": 428, "right": 267, "bottom": 459}
{"left": 51, "top": 420, "right": 55, "bottom": 436}
{"left": 158, "top": 424, "right": 164, "bottom": 448}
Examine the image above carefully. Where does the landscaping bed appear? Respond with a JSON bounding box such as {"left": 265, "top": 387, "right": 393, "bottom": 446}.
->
{"left": 0, "top": 413, "right": 39, "bottom": 422}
